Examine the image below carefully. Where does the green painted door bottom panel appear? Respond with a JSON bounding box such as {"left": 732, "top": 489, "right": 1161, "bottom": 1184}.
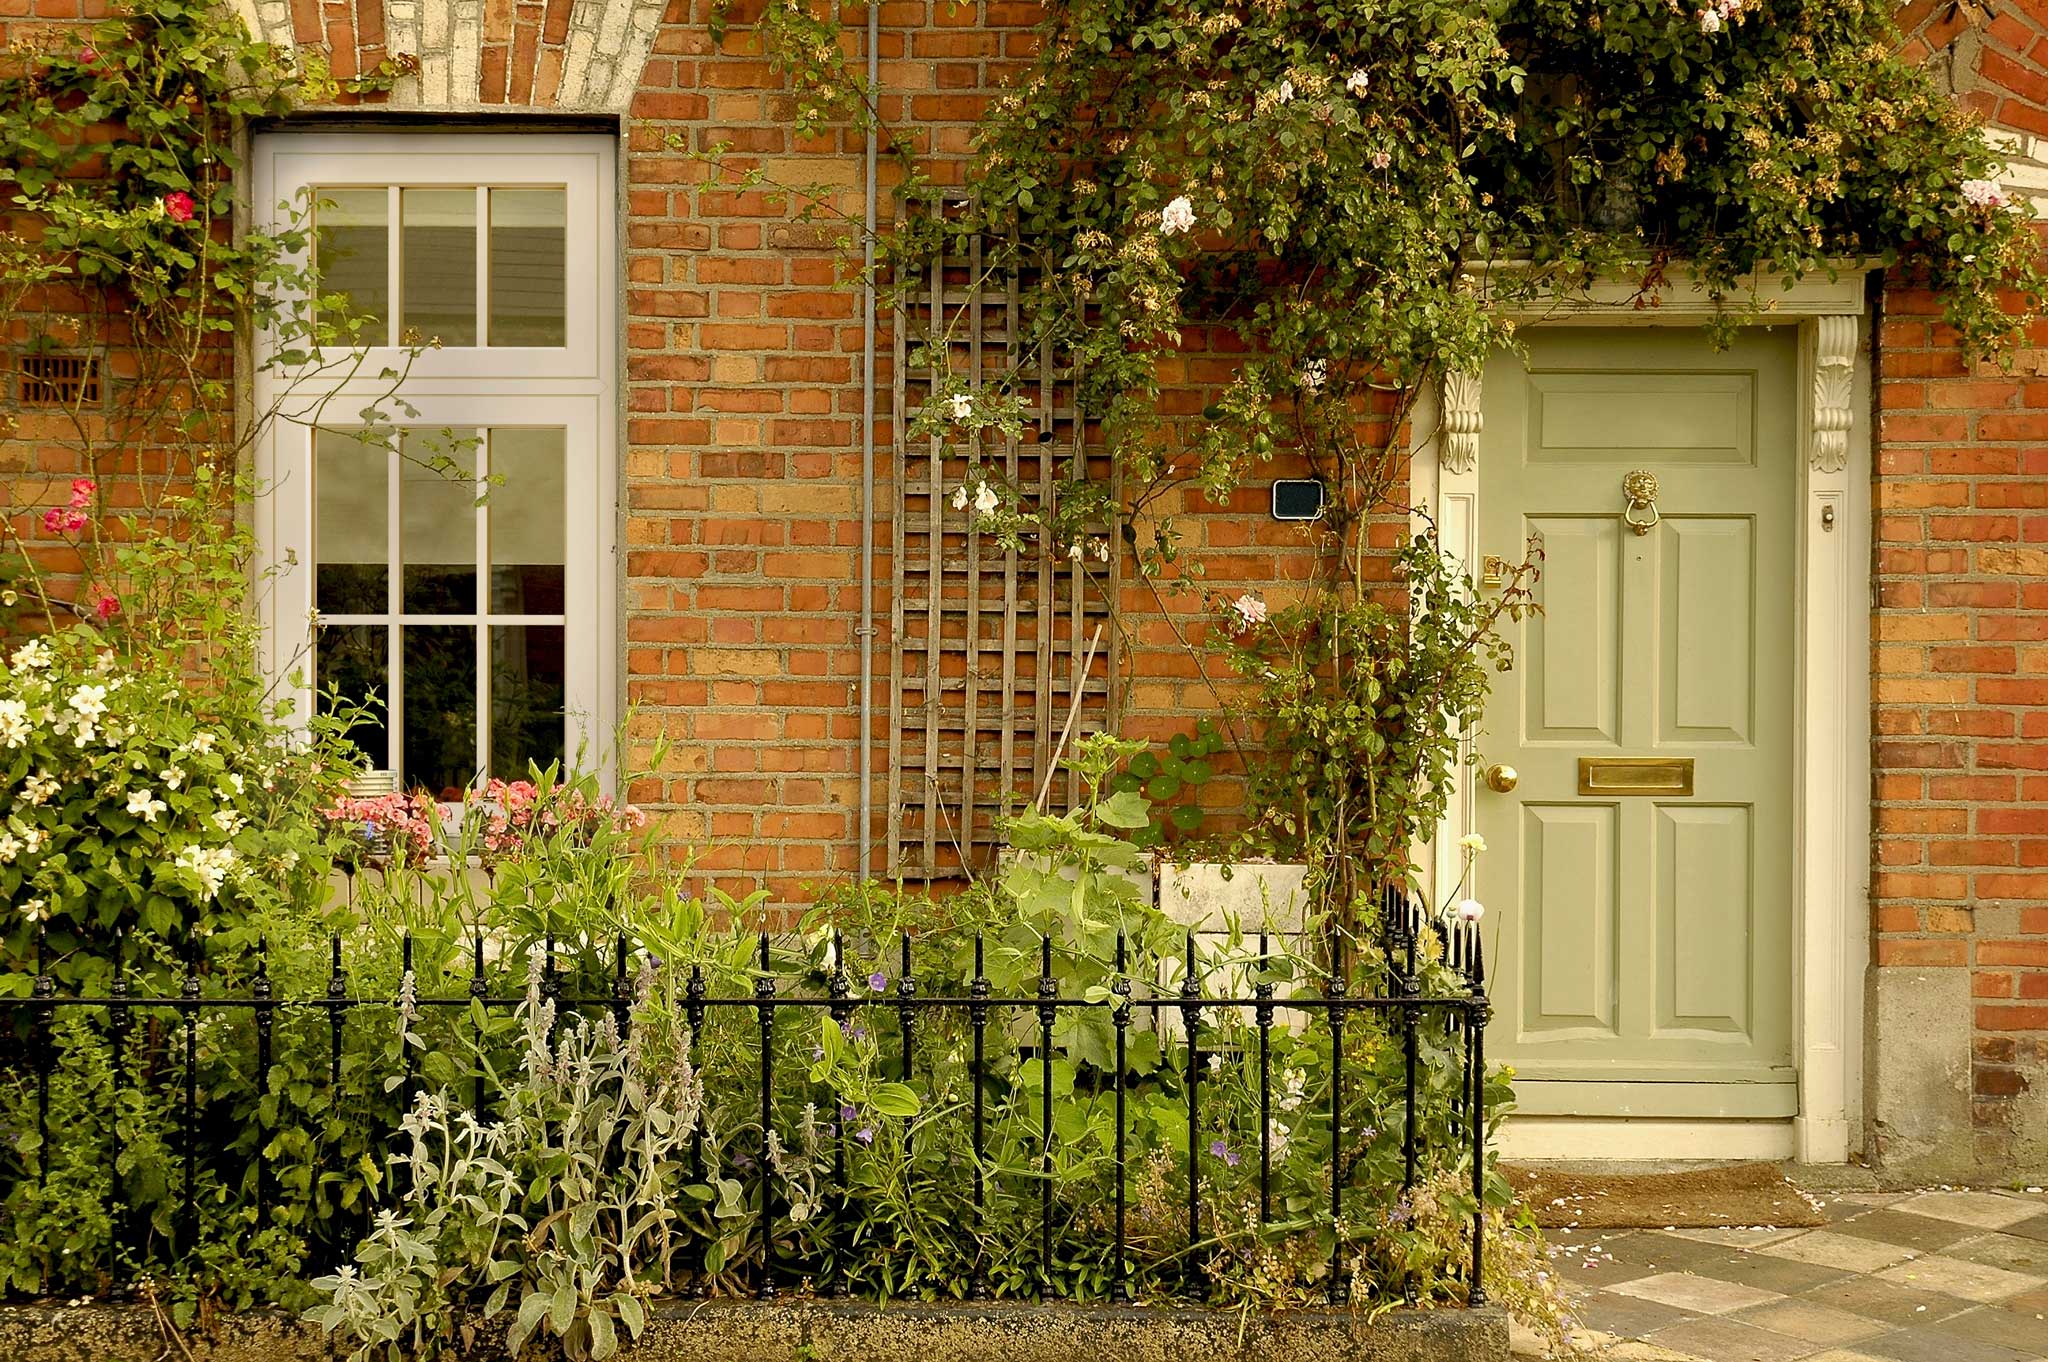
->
{"left": 1475, "top": 326, "right": 1799, "bottom": 1119}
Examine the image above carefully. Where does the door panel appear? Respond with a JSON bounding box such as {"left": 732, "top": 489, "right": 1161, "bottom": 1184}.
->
{"left": 1661, "top": 518, "right": 1755, "bottom": 743}
{"left": 1526, "top": 518, "right": 1621, "bottom": 743}
{"left": 1521, "top": 802, "right": 1620, "bottom": 1037}
{"left": 1477, "top": 327, "right": 1797, "bottom": 1111}
{"left": 1526, "top": 370, "right": 1757, "bottom": 464}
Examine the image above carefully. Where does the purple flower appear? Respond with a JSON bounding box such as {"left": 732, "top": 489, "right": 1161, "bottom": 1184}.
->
{"left": 1208, "top": 1138, "right": 1240, "bottom": 1168}
{"left": 848, "top": 1023, "right": 868, "bottom": 1042}
{"left": 811, "top": 1044, "right": 826, "bottom": 1061}
{"left": 1389, "top": 1197, "right": 1412, "bottom": 1226}
{"left": 868, "top": 971, "right": 887, "bottom": 992}
{"left": 856, "top": 1126, "right": 876, "bottom": 1145}
{"left": 840, "top": 1104, "right": 857, "bottom": 1122}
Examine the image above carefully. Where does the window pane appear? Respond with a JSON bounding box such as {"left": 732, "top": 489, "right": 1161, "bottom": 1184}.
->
{"left": 403, "top": 625, "right": 476, "bottom": 798}
{"left": 488, "top": 428, "right": 566, "bottom": 613}
{"left": 491, "top": 625, "right": 565, "bottom": 780}
{"left": 401, "top": 429, "right": 478, "bottom": 612}
{"left": 315, "top": 428, "right": 390, "bottom": 613}
{"left": 313, "top": 188, "right": 388, "bottom": 341}
{"left": 400, "top": 187, "right": 477, "bottom": 346}
{"left": 488, "top": 189, "right": 566, "bottom": 347}
{"left": 317, "top": 624, "right": 390, "bottom": 770}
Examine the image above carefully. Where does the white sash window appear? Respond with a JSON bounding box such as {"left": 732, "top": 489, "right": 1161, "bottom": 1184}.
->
{"left": 252, "top": 134, "right": 617, "bottom": 797}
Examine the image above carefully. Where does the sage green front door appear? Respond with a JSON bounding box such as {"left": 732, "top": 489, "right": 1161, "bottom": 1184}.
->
{"left": 1474, "top": 327, "right": 1798, "bottom": 1119}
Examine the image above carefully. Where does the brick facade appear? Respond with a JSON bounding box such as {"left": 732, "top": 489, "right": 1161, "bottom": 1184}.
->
{"left": 1874, "top": 0, "right": 2048, "bottom": 1175}
{"left": 5, "top": 0, "right": 2047, "bottom": 1176}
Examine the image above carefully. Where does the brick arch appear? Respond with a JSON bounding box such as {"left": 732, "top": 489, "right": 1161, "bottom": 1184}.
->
{"left": 1897, "top": 0, "right": 2048, "bottom": 210}
{"left": 230, "top": 0, "right": 670, "bottom": 110}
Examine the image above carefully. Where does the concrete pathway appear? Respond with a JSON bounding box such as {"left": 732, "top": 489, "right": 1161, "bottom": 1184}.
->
{"left": 1521, "top": 1187, "right": 2048, "bottom": 1361}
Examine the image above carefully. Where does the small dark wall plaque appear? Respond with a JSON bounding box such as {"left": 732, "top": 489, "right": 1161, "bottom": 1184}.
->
{"left": 1271, "top": 479, "right": 1325, "bottom": 522}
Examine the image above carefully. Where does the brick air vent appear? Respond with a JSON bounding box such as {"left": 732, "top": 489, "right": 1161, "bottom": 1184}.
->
{"left": 18, "top": 353, "right": 101, "bottom": 407}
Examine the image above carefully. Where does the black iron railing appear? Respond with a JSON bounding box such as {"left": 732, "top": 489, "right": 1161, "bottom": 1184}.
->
{"left": 4, "top": 899, "right": 1492, "bottom": 1307}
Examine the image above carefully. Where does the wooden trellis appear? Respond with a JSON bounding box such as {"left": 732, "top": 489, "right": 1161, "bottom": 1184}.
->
{"left": 886, "top": 205, "right": 1117, "bottom": 880}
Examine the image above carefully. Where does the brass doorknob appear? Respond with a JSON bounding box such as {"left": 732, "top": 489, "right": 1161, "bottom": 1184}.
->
{"left": 1484, "top": 764, "right": 1519, "bottom": 793}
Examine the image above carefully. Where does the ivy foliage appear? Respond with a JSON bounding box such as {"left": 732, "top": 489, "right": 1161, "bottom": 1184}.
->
{"left": 960, "top": 0, "right": 2038, "bottom": 490}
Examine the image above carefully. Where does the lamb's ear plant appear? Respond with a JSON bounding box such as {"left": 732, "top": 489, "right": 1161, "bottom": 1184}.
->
{"left": 309, "top": 946, "right": 706, "bottom": 1362}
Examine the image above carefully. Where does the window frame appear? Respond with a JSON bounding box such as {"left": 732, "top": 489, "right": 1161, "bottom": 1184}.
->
{"left": 251, "top": 132, "right": 618, "bottom": 793}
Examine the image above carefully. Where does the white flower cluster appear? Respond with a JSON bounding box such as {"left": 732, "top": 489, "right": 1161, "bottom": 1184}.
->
{"left": 174, "top": 844, "right": 236, "bottom": 897}
{"left": 1962, "top": 178, "right": 2010, "bottom": 209}
{"left": 1277, "top": 1066, "right": 1309, "bottom": 1112}
{"left": 1698, "top": 0, "right": 1743, "bottom": 33}
{"left": 950, "top": 479, "right": 1002, "bottom": 517}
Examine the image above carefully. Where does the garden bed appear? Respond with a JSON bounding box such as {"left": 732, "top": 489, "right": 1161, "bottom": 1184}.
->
{"left": 0, "top": 1297, "right": 1509, "bottom": 1362}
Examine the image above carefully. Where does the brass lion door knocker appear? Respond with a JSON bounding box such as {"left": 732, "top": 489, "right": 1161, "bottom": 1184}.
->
{"left": 1622, "top": 469, "right": 1660, "bottom": 536}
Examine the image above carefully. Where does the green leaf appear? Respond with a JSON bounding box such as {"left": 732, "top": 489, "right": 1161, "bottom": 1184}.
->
{"left": 869, "top": 1081, "right": 921, "bottom": 1117}
{"left": 1094, "top": 790, "right": 1151, "bottom": 829}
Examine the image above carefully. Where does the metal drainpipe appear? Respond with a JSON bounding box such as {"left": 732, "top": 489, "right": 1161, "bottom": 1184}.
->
{"left": 857, "top": 0, "right": 881, "bottom": 882}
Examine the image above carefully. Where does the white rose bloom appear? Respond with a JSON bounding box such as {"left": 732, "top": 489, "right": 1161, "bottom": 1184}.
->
{"left": 1068, "top": 542, "right": 1084, "bottom": 561}
{"left": 1459, "top": 833, "right": 1487, "bottom": 853}
{"left": 951, "top": 485, "right": 971, "bottom": 510}
{"left": 1276, "top": 78, "right": 1295, "bottom": 104}
{"left": 973, "top": 484, "right": 1001, "bottom": 515}
{"left": 949, "top": 392, "right": 974, "bottom": 421}
{"left": 1345, "top": 69, "right": 1369, "bottom": 96}
{"left": 1160, "top": 195, "right": 1196, "bottom": 236}
{"left": 1231, "top": 593, "right": 1269, "bottom": 626}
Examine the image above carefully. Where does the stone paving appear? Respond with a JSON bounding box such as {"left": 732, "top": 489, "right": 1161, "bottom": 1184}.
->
{"left": 1520, "top": 1187, "right": 2048, "bottom": 1362}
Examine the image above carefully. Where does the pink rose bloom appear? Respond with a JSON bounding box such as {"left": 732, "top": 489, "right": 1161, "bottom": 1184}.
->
{"left": 42, "top": 506, "right": 89, "bottom": 535}
{"left": 78, "top": 45, "right": 98, "bottom": 67}
{"left": 93, "top": 593, "right": 119, "bottom": 622}
{"left": 68, "top": 477, "right": 96, "bottom": 509}
{"left": 162, "top": 191, "right": 196, "bottom": 223}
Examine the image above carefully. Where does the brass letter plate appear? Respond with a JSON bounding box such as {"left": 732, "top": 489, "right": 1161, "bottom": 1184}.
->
{"left": 1578, "top": 757, "right": 1694, "bottom": 797}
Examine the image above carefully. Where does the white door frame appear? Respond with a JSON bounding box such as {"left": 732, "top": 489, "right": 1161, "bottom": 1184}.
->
{"left": 1410, "top": 273, "right": 1873, "bottom": 1163}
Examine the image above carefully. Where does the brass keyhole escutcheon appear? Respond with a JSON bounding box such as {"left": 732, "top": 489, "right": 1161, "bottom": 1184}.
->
{"left": 1623, "top": 468, "right": 1660, "bottom": 536}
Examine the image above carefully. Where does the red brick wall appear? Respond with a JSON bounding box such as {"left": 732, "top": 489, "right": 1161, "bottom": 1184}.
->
{"left": 618, "top": 0, "right": 1336, "bottom": 905}
{"left": 1875, "top": 2, "right": 2048, "bottom": 1170}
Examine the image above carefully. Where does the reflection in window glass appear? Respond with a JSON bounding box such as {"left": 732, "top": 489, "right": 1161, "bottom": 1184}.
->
{"left": 315, "top": 429, "right": 390, "bottom": 613}
{"left": 313, "top": 188, "right": 388, "bottom": 341}
{"left": 403, "top": 625, "right": 477, "bottom": 799}
{"left": 400, "top": 429, "right": 478, "bottom": 613}
{"left": 316, "top": 624, "right": 390, "bottom": 769}
{"left": 488, "top": 428, "right": 566, "bottom": 613}
{"left": 489, "top": 189, "right": 567, "bottom": 347}
{"left": 400, "top": 187, "right": 477, "bottom": 345}
{"left": 491, "top": 625, "right": 566, "bottom": 779}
